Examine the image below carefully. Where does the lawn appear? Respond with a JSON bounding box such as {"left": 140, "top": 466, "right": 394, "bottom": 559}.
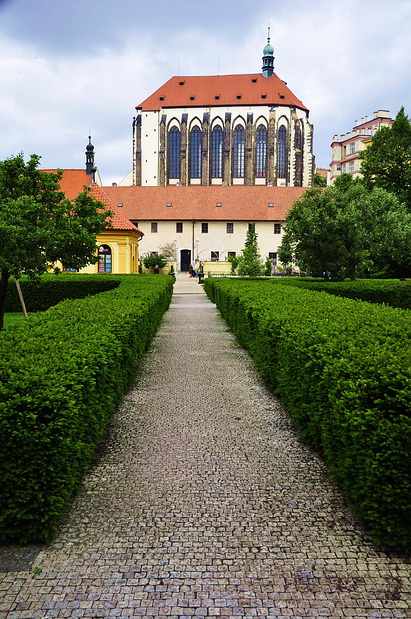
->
{"left": 3, "top": 313, "right": 27, "bottom": 328}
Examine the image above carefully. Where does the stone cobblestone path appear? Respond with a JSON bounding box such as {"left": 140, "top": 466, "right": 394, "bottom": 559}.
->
{"left": 1, "top": 275, "right": 411, "bottom": 618}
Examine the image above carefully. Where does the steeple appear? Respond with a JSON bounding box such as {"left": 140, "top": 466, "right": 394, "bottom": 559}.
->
{"left": 85, "top": 135, "right": 95, "bottom": 175}
{"left": 262, "top": 26, "right": 274, "bottom": 78}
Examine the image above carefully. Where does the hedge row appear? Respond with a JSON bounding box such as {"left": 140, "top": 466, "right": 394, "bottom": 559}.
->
{"left": 0, "top": 274, "right": 173, "bottom": 543}
{"left": 273, "top": 278, "right": 411, "bottom": 310}
{"left": 5, "top": 273, "right": 120, "bottom": 312}
{"left": 204, "top": 277, "right": 411, "bottom": 550}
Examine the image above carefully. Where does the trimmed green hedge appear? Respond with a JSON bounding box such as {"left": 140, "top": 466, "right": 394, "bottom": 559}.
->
{"left": 0, "top": 274, "right": 173, "bottom": 543}
{"left": 274, "top": 278, "right": 411, "bottom": 310}
{"left": 5, "top": 273, "right": 120, "bottom": 312}
{"left": 205, "top": 277, "right": 411, "bottom": 550}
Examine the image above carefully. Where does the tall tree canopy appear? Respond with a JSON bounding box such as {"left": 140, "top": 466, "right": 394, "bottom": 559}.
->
{"left": 0, "top": 153, "right": 111, "bottom": 328}
{"left": 359, "top": 107, "right": 411, "bottom": 208}
{"left": 278, "top": 175, "right": 411, "bottom": 280}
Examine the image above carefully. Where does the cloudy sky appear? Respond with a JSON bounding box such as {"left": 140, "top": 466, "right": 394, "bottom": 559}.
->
{"left": 1, "top": 0, "right": 410, "bottom": 185}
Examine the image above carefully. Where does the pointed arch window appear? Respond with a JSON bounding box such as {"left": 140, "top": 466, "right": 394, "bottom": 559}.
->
{"left": 255, "top": 124, "right": 267, "bottom": 178}
{"left": 189, "top": 126, "right": 202, "bottom": 179}
{"left": 211, "top": 125, "right": 223, "bottom": 178}
{"left": 277, "top": 125, "right": 287, "bottom": 178}
{"left": 294, "top": 123, "right": 304, "bottom": 186}
{"left": 168, "top": 126, "right": 181, "bottom": 179}
{"left": 233, "top": 125, "right": 245, "bottom": 178}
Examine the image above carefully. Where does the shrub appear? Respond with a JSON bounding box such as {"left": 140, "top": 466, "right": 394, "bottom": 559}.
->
{"left": 204, "top": 277, "right": 411, "bottom": 550}
{"left": 0, "top": 274, "right": 173, "bottom": 543}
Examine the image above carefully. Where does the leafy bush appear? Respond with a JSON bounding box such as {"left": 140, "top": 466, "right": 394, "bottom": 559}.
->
{"left": 204, "top": 277, "right": 411, "bottom": 550}
{"left": 5, "top": 273, "right": 120, "bottom": 312}
{"left": 0, "top": 274, "right": 173, "bottom": 543}
{"left": 273, "top": 278, "right": 411, "bottom": 310}
{"left": 142, "top": 254, "right": 168, "bottom": 270}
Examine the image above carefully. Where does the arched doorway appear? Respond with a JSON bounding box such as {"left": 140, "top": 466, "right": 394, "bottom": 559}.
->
{"left": 180, "top": 249, "right": 191, "bottom": 272}
{"left": 98, "top": 244, "right": 112, "bottom": 273}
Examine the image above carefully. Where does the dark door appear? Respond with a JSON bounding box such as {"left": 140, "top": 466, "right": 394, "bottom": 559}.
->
{"left": 180, "top": 249, "right": 191, "bottom": 271}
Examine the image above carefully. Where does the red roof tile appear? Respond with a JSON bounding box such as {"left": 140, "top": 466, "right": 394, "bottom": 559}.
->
{"left": 102, "top": 186, "right": 307, "bottom": 222}
{"left": 42, "top": 169, "right": 92, "bottom": 200}
{"left": 42, "top": 169, "right": 142, "bottom": 234}
{"left": 137, "top": 74, "right": 308, "bottom": 112}
{"left": 89, "top": 184, "right": 143, "bottom": 234}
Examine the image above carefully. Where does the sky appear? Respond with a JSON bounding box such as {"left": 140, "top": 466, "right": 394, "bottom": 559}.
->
{"left": 1, "top": 0, "right": 410, "bottom": 186}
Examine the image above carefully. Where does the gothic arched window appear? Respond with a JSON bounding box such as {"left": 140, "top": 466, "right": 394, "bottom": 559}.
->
{"left": 211, "top": 126, "right": 223, "bottom": 178}
{"left": 168, "top": 126, "right": 181, "bottom": 179}
{"left": 294, "top": 123, "right": 304, "bottom": 186}
{"left": 255, "top": 124, "right": 267, "bottom": 178}
{"left": 189, "top": 126, "right": 202, "bottom": 179}
{"left": 277, "top": 125, "right": 287, "bottom": 178}
{"left": 233, "top": 125, "right": 245, "bottom": 178}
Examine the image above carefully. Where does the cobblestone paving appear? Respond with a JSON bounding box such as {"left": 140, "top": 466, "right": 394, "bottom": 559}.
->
{"left": 1, "top": 282, "right": 410, "bottom": 618}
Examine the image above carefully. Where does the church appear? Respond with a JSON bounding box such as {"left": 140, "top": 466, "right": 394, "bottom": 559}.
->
{"left": 131, "top": 28, "right": 314, "bottom": 188}
{"left": 55, "top": 32, "right": 314, "bottom": 275}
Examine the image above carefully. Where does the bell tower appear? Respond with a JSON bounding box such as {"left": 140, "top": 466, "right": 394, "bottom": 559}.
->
{"left": 262, "top": 26, "right": 275, "bottom": 78}
{"left": 85, "top": 135, "right": 95, "bottom": 175}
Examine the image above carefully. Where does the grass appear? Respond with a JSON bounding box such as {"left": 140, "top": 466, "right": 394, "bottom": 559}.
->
{"left": 3, "top": 313, "right": 27, "bottom": 328}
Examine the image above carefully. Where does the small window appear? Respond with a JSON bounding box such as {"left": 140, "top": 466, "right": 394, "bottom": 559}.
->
{"left": 236, "top": 94, "right": 242, "bottom": 99}
{"left": 211, "top": 251, "right": 219, "bottom": 262}
{"left": 166, "top": 202, "right": 172, "bottom": 207}
{"left": 252, "top": 78, "right": 257, "bottom": 83}
{"left": 117, "top": 203, "right": 123, "bottom": 207}
{"left": 349, "top": 161, "right": 354, "bottom": 174}
{"left": 228, "top": 251, "right": 236, "bottom": 257}
{"left": 248, "top": 223, "right": 255, "bottom": 232}
{"left": 151, "top": 222, "right": 158, "bottom": 233}
{"left": 216, "top": 202, "right": 222, "bottom": 207}
{"left": 176, "top": 222, "right": 183, "bottom": 233}
{"left": 159, "top": 95, "right": 165, "bottom": 101}
{"left": 261, "top": 93, "right": 267, "bottom": 99}
{"left": 227, "top": 222, "right": 234, "bottom": 234}
{"left": 274, "top": 223, "right": 281, "bottom": 234}
{"left": 350, "top": 142, "right": 355, "bottom": 154}
{"left": 201, "top": 222, "right": 208, "bottom": 233}
{"left": 268, "top": 202, "right": 274, "bottom": 208}
{"left": 269, "top": 252, "right": 277, "bottom": 263}
{"left": 179, "top": 80, "right": 185, "bottom": 85}
{"left": 190, "top": 96, "right": 196, "bottom": 101}
{"left": 336, "top": 165, "right": 341, "bottom": 171}
{"left": 215, "top": 94, "right": 220, "bottom": 100}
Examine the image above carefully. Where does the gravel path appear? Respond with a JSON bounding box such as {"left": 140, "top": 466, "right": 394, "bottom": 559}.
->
{"left": 0, "top": 278, "right": 410, "bottom": 618}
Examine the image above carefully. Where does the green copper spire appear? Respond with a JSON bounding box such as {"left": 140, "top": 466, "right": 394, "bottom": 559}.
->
{"left": 262, "top": 25, "right": 274, "bottom": 78}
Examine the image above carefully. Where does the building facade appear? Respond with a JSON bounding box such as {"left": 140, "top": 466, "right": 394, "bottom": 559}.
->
{"left": 132, "top": 32, "right": 314, "bottom": 188}
{"left": 330, "top": 110, "right": 392, "bottom": 183}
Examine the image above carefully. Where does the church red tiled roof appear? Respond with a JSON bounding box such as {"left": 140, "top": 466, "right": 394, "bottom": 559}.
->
{"left": 102, "top": 186, "right": 307, "bottom": 222}
{"left": 137, "top": 74, "right": 308, "bottom": 112}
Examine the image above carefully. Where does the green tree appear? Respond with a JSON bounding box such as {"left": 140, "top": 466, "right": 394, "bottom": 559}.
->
{"left": 312, "top": 172, "right": 327, "bottom": 187}
{"left": 0, "top": 153, "right": 111, "bottom": 329}
{"left": 359, "top": 107, "right": 411, "bottom": 207}
{"left": 142, "top": 254, "right": 168, "bottom": 270}
{"left": 237, "top": 224, "right": 264, "bottom": 276}
{"left": 279, "top": 175, "right": 411, "bottom": 280}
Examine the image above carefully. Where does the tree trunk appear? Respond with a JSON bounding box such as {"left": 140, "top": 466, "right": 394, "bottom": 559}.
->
{"left": 0, "top": 269, "right": 10, "bottom": 330}
{"left": 348, "top": 264, "right": 357, "bottom": 281}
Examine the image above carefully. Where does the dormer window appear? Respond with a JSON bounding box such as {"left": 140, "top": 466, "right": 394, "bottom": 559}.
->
{"left": 166, "top": 202, "right": 172, "bottom": 207}
{"left": 117, "top": 203, "right": 123, "bottom": 207}
{"left": 216, "top": 202, "right": 222, "bottom": 207}
{"left": 215, "top": 94, "right": 220, "bottom": 100}
{"left": 190, "top": 95, "right": 196, "bottom": 100}
{"left": 252, "top": 78, "right": 257, "bottom": 83}
{"left": 236, "top": 94, "right": 242, "bottom": 100}
{"left": 179, "top": 80, "right": 185, "bottom": 85}
{"left": 159, "top": 95, "right": 165, "bottom": 101}
{"left": 261, "top": 93, "right": 267, "bottom": 99}
{"left": 268, "top": 202, "right": 274, "bottom": 208}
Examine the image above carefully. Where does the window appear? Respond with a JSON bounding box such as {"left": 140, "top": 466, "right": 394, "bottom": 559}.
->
{"left": 349, "top": 161, "right": 354, "bottom": 174}
{"left": 176, "top": 222, "right": 183, "bottom": 233}
{"left": 227, "top": 222, "right": 234, "bottom": 234}
{"left": 269, "top": 252, "right": 277, "bottom": 263}
{"left": 189, "top": 126, "right": 201, "bottom": 179}
{"left": 98, "top": 245, "right": 112, "bottom": 273}
{"left": 151, "top": 222, "right": 158, "bottom": 233}
{"left": 277, "top": 125, "right": 287, "bottom": 178}
{"left": 248, "top": 223, "right": 255, "bottom": 232}
{"left": 211, "top": 251, "right": 219, "bottom": 262}
{"left": 201, "top": 222, "right": 208, "bottom": 233}
{"left": 228, "top": 251, "right": 236, "bottom": 258}
{"left": 255, "top": 124, "right": 267, "bottom": 178}
{"left": 342, "top": 164, "right": 346, "bottom": 173}
{"left": 211, "top": 126, "right": 223, "bottom": 178}
{"left": 168, "top": 126, "right": 181, "bottom": 179}
{"left": 274, "top": 223, "right": 281, "bottom": 234}
{"left": 233, "top": 125, "right": 245, "bottom": 178}
{"left": 350, "top": 142, "right": 355, "bottom": 154}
